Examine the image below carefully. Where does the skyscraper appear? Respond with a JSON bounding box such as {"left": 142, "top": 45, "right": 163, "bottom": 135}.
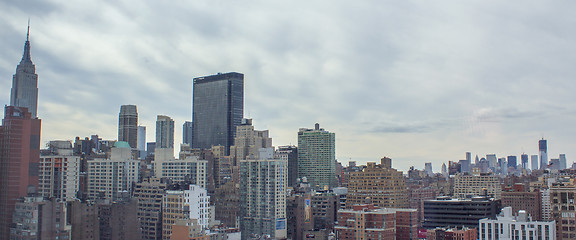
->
{"left": 156, "top": 115, "right": 174, "bottom": 149}
{"left": 531, "top": 155, "right": 538, "bottom": 170}
{"left": 137, "top": 125, "right": 146, "bottom": 159}
{"left": 192, "top": 72, "right": 244, "bottom": 154}
{"left": 10, "top": 24, "right": 38, "bottom": 118}
{"left": 539, "top": 138, "right": 547, "bottom": 170}
{"left": 297, "top": 123, "right": 336, "bottom": 189}
{"left": 183, "top": 121, "right": 193, "bottom": 146}
{"left": 118, "top": 105, "right": 138, "bottom": 148}
{"left": 0, "top": 26, "right": 42, "bottom": 239}
{"left": 521, "top": 154, "right": 528, "bottom": 169}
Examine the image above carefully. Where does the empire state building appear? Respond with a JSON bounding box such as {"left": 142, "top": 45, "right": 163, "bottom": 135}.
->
{"left": 10, "top": 24, "right": 39, "bottom": 118}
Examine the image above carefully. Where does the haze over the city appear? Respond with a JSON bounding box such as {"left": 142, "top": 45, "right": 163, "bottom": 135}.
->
{"left": 1, "top": 0, "right": 575, "bottom": 171}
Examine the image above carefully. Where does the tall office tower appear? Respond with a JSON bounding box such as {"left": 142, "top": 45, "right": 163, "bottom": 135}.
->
{"left": 118, "top": 105, "right": 138, "bottom": 148}
{"left": 297, "top": 123, "right": 336, "bottom": 189}
{"left": 183, "top": 121, "right": 193, "bottom": 146}
{"left": 134, "top": 178, "right": 167, "bottom": 240}
{"left": 499, "top": 158, "right": 507, "bottom": 175}
{"left": 156, "top": 115, "right": 174, "bottom": 149}
{"left": 275, "top": 145, "right": 298, "bottom": 187}
{"left": 346, "top": 157, "right": 409, "bottom": 208}
{"left": 559, "top": 154, "right": 567, "bottom": 170}
{"left": 240, "top": 148, "right": 288, "bottom": 240}
{"left": 453, "top": 172, "right": 501, "bottom": 199}
{"left": 425, "top": 162, "right": 433, "bottom": 176}
{"left": 531, "top": 155, "right": 539, "bottom": 170}
{"left": 486, "top": 154, "right": 497, "bottom": 168}
{"left": 466, "top": 152, "right": 471, "bottom": 163}
{"left": 0, "top": 106, "right": 41, "bottom": 238}
{"left": 86, "top": 142, "right": 140, "bottom": 200}
{"left": 10, "top": 24, "right": 38, "bottom": 118}
{"left": 539, "top": 138, "right": 547, "bottom": 170}
{"left": 521, "top": 154, "right": 528, "bottom": 169}
{"left": 192, "top": 72, "right": 244, "bottom": 154}
{"left": 137, "top": 125, "right": 146, "bottom": 159}
{"left": 507, "top": 156, "right": 517, "bottom": 170}
{"left": 38, "top": 141, "right": 81, "bottom": 201}
{"left": 162, "top": 185, "right": 211, "bottom": 240}
{"left": 230, "top": 118, "right": 272, "bottom": 164}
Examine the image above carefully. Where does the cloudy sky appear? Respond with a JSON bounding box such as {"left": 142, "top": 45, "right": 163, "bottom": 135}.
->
{"left": 1, "top": 0, "right": 575, "bottom": 172}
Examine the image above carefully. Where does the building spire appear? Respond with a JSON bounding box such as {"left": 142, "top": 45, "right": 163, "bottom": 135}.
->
{"left": 19, "top": 19, "right": 32, "bottom": 65}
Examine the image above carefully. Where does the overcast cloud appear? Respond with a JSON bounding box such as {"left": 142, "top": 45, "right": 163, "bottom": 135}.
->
{"left": 1, "top": 0, "right": 576, "bottom": 171}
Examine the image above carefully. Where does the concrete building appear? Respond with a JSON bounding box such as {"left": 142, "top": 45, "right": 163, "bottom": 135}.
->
{"left": 311, "top": 190, "right": 338, "bottom": 231}
{"left": 162, "top": 185, "right": 211, "bottom": 240}
{"left": 409, "top": 186, "right": 437, "bottom": 227}
{"left": 134, "top": 177, "right": 169, "bottom": 240}
{"left": 297, "top": 123, "right": 336, "bottom": 189}
{"left": 425, "top": 162, "right": 433, "bottom": 176}
{"left": 229, "top": 118, "right": 272, "bottom": 165}
{"left": 479, "top": 207, "right": 555, "bottom": 240}
{"left": 156, "top": 115, "right": 174, "bottom": 149}
{"left": 286, "top": 194, "right": 314, "bottom": 240}
{"left": 239, "top": 148, "right": 287, "bottom": 240}
{"left": 86, "top": 141, "right": 140, "bottom": 200}
{"left": 549, "top": 182, "right": 576, "bottom": 240}
{"left": 10, "top": 196, "right": 71, "bottom": 240}
{"left": 192, "top": 72, "right": 244, "bottom": 155}
{"left": 118, "top": 105, "right": 138, "bottom": 148}
{"left": 213, "top": 181, "right": 240, "bottom": 228}
{"left": 68, "top": 199, "right": 141, "bottom": 240}
{"left": 453, "top": 172, "right": 501, "bottom": 199}
{"left": 501, "top": 188, "right": 542, "bottom": 220}
{"left": 346, "top": 157, "right": 409, "bottom": 208}
{"left": 154, "top": 155, "right": 207, "bottom": 188}
{"left": 334, "top": 204, "right": 418, "bottom": 240}
{"left": 423, "top": 197, "right": 501, "bottom": 229}
{"left": 38, "top": 141, "right": 81, "bottom": 201}
{"left": 531, "top": 155, "right": 539, "bottom": 171}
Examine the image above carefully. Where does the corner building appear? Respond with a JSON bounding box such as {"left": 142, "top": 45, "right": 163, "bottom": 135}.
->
{"left": 192, "top": 72, "right": 243, "bottom": 155}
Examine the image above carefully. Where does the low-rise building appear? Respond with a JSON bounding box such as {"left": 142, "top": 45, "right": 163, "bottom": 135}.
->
{"left": 423, "top": 197, "right": 501, "bottom": 229}
{"left": 479, "top": 207, "right": 555, "bottom": 240}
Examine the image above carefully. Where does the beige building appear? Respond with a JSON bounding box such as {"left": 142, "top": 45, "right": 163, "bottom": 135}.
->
{"left": 154, "top": 155, "right": 207, "bottom": 188}
{"left": 162, "top": 185, "right": 211, "bottom": 240}
{"left": 39, "top": 141, "right": 81, "bottom": 201}
{"left": 550, "top": 181, "right": 576, "bottom": 240}
{"left": 346, "top": 157, "right": 409, "bottom": 208}
{"left": 453, "top": 172, "right": 501, "bottom": 199}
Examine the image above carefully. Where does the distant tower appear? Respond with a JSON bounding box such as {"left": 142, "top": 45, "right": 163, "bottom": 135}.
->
{"left": 531, "top": 155, "right": 538, "bottom": 170}
{"left": 10, "top": 23, "right": 39, "bottom": 118}
{"left": 539, "top": 139, "right": 547, "bottom": 170}
{"left": 192, "top": 72, "right": 244, "bottom": 155}
{"left": 155, "top": 115, "right": 174, "bottom": 149}
{"left": 182, "top": 121, "right": 193, "bottom": 146}
{"left": 425, "top": 162, "right": 433, "bottom": 176}
{"left": 441, "top": 163, "right": 448, "bottom": 178}
{"left": 137, "top": 126, "right": 146, "bottom": 159}
{"left": 118, "top": 105, "right": 138, "bottom": 148}
{"left": 559, "top": 154, "right": 567, "bottom": 170}
{"left": 507, "top": 156, "right": 517, "bottom": 170}
{"left": 520, "top": 154, "right": 528, "bottom": 169}
{"left": 297, "top": 123, "right": 336, "bottom": 189}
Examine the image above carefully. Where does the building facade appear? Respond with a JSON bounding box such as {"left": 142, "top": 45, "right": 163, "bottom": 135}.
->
{"left": 334, "top": 204, "right": 418, "bottom": 240}
{"left": 183, "top": 121, "right": 193, "bottom": 146}
{"left": 134, "top": 177, "right": 168, "bottom": 240}
{"left": 156, "top": 115, "right": 174, "bottom": 149}
{"left": 239, "top": 149, "right": 287, "bottom": 240}
{"left": 479, "top": 207, "right": 555, "bottom": 240}
{"left": 423, "top": 197, "right": 501, "bottom": 229}
{"left": 453, "top": 172, "right": 501, "bottom": 199}
{"left": 38, "top": 141, "right": 81, "bottom": 201}
{"left": 118, "top": 105, "right": 138, "bottom": 148}
{"left": 346, "top": 157, "right": 409, "bottom": 208}
{"left": 10, "top": 25, "right": 38, "bottom": 118}
{"left": 192, "top": 72, "right": 244, "bottom": 155}
{"left": 297, "top": 123, "right": 336, "bottom": 189}
{"left": 162, "top": 185, "right": 211, "bottom": 240}
{"left": 276, "top": 145, "right": 298, "bottom": 187}
{"left": 10, "top": 197, "right": 71, "bottom": 240}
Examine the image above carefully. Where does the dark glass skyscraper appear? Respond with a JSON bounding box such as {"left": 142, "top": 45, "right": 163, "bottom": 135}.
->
{"left": 192, "top": 72, "right": 243, "bottom": 154}
{"left": 118, "top": 105, "right": 138, "bottom": 148}
{"left": 539, "top": 138, "right": 547, "bottom": 170}
{"left": 183, "top": 121, "right": 193, "bottom": 145}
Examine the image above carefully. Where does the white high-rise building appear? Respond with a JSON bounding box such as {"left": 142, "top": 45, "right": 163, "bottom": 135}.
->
{"left": 154, "top": 156, "right": 207, "bottom": 188}
{"left": 39, "top": 141, "right": 80, "bottom": 201}
{"left": 162, "top": 185, "right": 211, "bottom": 238}
{"left": 240, "top": 148, "right": 287, "bottom": 240}
{"left": 87, "top": 141, "right": 140, "bottom": 200}
{"left": 479, "top": 207, "right": 555, "bottom": 240}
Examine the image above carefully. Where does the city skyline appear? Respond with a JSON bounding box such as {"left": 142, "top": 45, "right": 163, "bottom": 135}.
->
{"left": 1, "top": 1, "right": 576, "bottom": 171}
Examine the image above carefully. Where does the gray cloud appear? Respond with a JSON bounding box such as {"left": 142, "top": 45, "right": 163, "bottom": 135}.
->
{"left": 2, "top": 0, "right": 576, "bottom": 171}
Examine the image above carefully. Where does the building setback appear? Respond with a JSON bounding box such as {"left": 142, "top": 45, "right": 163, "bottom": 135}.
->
{"left": 192, "top": 72, "right": 244, "bottom": 155}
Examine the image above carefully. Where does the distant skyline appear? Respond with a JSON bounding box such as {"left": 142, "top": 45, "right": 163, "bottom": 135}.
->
{"left": 1, "top": 1, "right": 576, "bottom": 172}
